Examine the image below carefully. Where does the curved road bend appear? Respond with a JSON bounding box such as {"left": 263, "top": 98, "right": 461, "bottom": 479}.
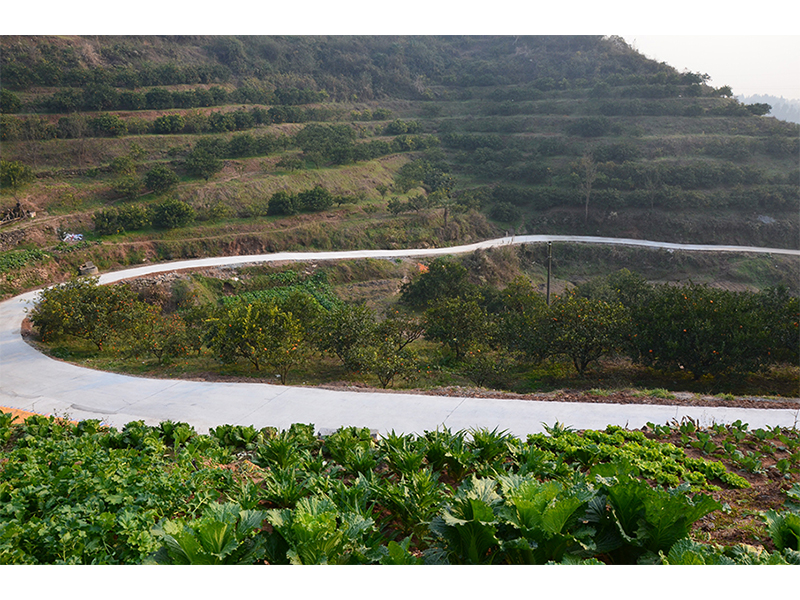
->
{"left": 1, "top": 236, "right": 798, "bottom": 436}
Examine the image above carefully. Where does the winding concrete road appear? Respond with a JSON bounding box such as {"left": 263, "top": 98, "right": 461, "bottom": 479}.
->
{"left": 1, "top": 235, "right": 798, "bottom": 436}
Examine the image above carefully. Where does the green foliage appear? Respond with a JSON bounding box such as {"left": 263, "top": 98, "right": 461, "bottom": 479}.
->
{"left": 109, "top": 156, "right": 136, "bottom": 176}
{"left": 227, "top": 273, "right": 336, "bottom": 313}
{"left": 264, "top": 496, "right": 381, "bottom": 564}
{"left": 110, "top": 175, "right": 143, "bottom": 199}
{"left": 184, "top": 146, "right": 223, "bottom": 180}
{"left": 764, "top": 510, "right": 800, "bottom": 552}
{"left": 144, "top": 164, "right": 179, "bottom": 194}
{"left": 400, "top": 257, "right": 473, "bottom": 309}
{"left": 0, "top": 248, "right": 49, "bottom": 273}
{"left": 0, "top": 160, "right": 35, "bottom": 193}
{"left": 29, "top": 277, "right": 139, "bottom": 350}
{"left": 315, "top": 303, "right": 377, "bottom": 370}
{"left": 149, "top": 503, "right": 267, "bottom": 564}
{"left": 527, "top": 425, "right": 750, "bottom": 489}
{"left": 2, "top": 411, "right": 780, "bottom": 565}
{"left": 296, "top": 185, "right": 334, "bottom": 212}
{"left": 152, "top": 114, "right": 186, "bottom": 134}
{"left": 429, "top": 476, "right": 504, "bottom": 564}
{"left": 117, "top": 305, "right": 189, "bottom": 364}
{"left": 0, "top": 88, "right": 22, "bottom": 114}
{"left": 0, "top": 416, "right": 219, "bottom": 564}
{"left": 295, "top": 123, "right": 356, "bottom": 166}
{"left": 150, "top": 198, "right": 195, "bottom": 229}
{"left": 547, "top": 293, "right": 629, "bottom": 375}
{"left": 661, "top": 539, "right": 798, "bottom": 565}
{"left": 207, "top": 300, "right": 306, "bottom": 380}
{"left": 93, "top": 204, "right": 151, "bottom": 235}
{"left": 630, "top": 283, "right": 779, "bottom": 379}
{"left": 566, "top": 116, "right": 611, "bottom": 137}
{"left": 425, "top": 295, "right": 490, "bottom": 359}
{"left": 588, "top": 469, "right": 720, "bottom": 563}
{"left": 88, "top": 113, "right": 127, "bottom": 137}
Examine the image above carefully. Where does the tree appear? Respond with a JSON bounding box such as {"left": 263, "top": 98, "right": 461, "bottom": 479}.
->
{"left": 316, "top": 303, "right": 377, "bottom": 370}
{"left": 119, "top": 305, "right": 189, "bottom": 365}
{"left": 354, "top": 338, "right": 417, "bottom": 388}
{"left": 630, "top": 284, "right": 775, "bottom": 380}
{"left": 144, "top": 165, "right": 179, "bottom": 194}
{"left": 150, "top": 199, "right": 195, "bottom": 229}
{"left": 0, "top": 89, "right": 22, "bottom": 114}
{"left": 110, "top": 156, "right": 137, "bottom": 176}
{"left": 296, "top": 186, "right": 333, "bottom": 212}
{"left": 89, "top": 114, "right": 127, "bottom": 137}
{"left": 0, "top": 160, "right": 35, "bottom": 196}
{"left": 387, "top": 197, "right": 405, "bottom": 215}
{"left": 567, "top": 116, "right": 610, "bottom": 137}
{"left": 267, "top": 190, "right": 296, "bottom": 216}
{"left": 153, "top": 114, "right": 186, "bottom": 134}
{"left": 145, "top": 87, "right": 174, "bottom": 110}
{"left": 110, "top": 176, "right": 143, "bottom": 200}
{"left": 28, "top": 278, "right": 139, "bottom": 351}
{"left": 425, "top": 296, "right": 490, "bottom": 359}
{"left": 295, "top": 123, "right": 356, "bottom": 165}
{"left": 185, "top": 147, "right": 223, "bottom": 181}
{"left": 717, "top": 85, "right": 733, "bottom": 98}
{"left": 756, "top": 287, "right": 800, "bottom": 365}
{"left": 208, "top": 301, "right": 306, "bottom": 381}
{"left": 576, "top": 269, "right": 653, "bottom": 309}
{"left": 495, "top": 277, "right": 550, "bottom": 361}
{"left": 400, "top": 258, "right": 474, "bottom": 309}
{"left": 548, "top": 293, "right": 629, "bottom": 375}
{"left": 82, "top": 83, "right": 118, "bottom": 111}
{"left": 745, "top": 103, "right": 771, "bottom": 116}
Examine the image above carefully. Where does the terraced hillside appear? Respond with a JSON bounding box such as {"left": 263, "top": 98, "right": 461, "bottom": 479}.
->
{"left": 1, "top": 35, "right": 798, "bottom": 298}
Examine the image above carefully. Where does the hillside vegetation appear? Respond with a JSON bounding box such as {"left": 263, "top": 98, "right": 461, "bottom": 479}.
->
{"left": 1, "top": 35, "right": 798, "bottom": 299}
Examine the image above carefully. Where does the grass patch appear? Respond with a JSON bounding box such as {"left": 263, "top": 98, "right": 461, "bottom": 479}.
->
{"left": 634, "top": 388, "right": 677, "bottom": 400}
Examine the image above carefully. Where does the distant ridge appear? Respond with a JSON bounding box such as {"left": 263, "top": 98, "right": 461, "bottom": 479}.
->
{"left": 739, "top": 94, "right": 800, "bottom": 124}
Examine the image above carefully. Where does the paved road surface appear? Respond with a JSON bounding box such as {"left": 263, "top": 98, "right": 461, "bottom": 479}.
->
{"left": 1, "top": 235, "right": 798, "bottom": 435}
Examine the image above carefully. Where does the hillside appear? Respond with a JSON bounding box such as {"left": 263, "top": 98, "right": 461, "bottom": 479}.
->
{"left": 1, "top": 35, "right": 798, "bottom": 299}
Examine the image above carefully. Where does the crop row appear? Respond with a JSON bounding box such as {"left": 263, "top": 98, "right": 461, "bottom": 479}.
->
{"left": 1, "top": 411, "right": 798, "bottom": 565}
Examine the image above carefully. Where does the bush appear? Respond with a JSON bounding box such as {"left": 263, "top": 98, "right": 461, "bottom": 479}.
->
{"left": 296, "top": 186, "right": 333, "bottom": 212}
{"left": 267, "top": 191, "right": 296, "bottom": 216}
{"left": 144, "top": 165, "right": 179, "bottom": 194}
{"left": 0, "top": 89, "right": 22, "bottom": 114}
{"left": 153, "top": 114, "right": 186, "bottom": 134}
{"left": 150, "top": 199, "right": 195, "bottom": 229}
{"left": 566, "top": 116, "right": 610, "bottom": 137}
{"left": 630, "top": 284, "right": 781, "bottom": 379}
{"left": 489, "top": 202, "right": 521, "bottom": 223}
{"left": 184, "top": 147, "right": 223, "bottom": 181}
{"left": 28, "top": 277, "right": 139, "bottom": 350}
{"left": 0, "top": 160, "right": 35, "bottom": 192}
{"left": 89, "top": 114, "right": 127, "bottom": 137}
{"left": 110, "top": 176, "right": 143, "bottom": 199}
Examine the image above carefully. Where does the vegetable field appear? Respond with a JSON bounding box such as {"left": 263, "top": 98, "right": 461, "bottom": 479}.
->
{"left": 1, "top": 410, "right": 798, "bottom": 565}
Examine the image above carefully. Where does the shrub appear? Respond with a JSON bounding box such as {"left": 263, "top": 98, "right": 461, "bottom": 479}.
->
{"left": 144, "top": 165, "right": 179, "bottom": 194}
{"left": 150, "top": 199, "right": 195, "bottom": 229}
{"left": 153, "top": 114, "right": 186, "bottom": 134}
{"left": 267, "top": 191, "right": 296, "bottom": 216}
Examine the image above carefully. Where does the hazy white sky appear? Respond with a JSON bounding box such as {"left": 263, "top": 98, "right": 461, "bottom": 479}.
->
{"left": 622, "top": 36, "right": 800, "bottom": 100}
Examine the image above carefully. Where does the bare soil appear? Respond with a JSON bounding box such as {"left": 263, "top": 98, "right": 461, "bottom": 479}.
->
{"left": 317, "top": 382, "right": 800, "bottom": 411}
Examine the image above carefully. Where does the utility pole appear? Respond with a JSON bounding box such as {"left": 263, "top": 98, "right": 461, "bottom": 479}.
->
{"left": 546, "top": 241, "right": 552, "bottom": 306}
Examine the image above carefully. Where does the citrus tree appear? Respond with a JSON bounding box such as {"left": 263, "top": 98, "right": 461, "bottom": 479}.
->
{"left": 208, "top": 301, "right": 306, "bottom": 381}
{"left": 28, "top": 277, "right": 139, "bottom": 351}
{"left": 548, "top": 293, "right": 629, "bottom": 375}
{"left": 630, "top": 284, "right": 772, "bottom": 379}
